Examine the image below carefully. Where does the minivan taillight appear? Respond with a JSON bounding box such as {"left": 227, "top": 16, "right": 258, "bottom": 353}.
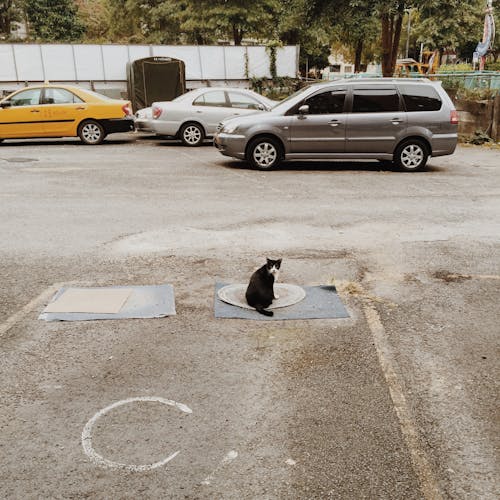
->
{"left": 122, "top": 103, "right": 132, "bottom": 117}
{"left": 153, "top": 106, "right": 162, "bottom": 119}
{"left": 450, "top": 110, "right": 459, "bottom": 125}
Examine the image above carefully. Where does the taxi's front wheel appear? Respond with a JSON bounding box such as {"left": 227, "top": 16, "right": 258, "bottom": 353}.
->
{"left": 78, "top": 120, "right": 105, "bottom": 145}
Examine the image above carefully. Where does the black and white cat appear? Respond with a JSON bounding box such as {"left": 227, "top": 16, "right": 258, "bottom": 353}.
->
{"left": 245, "top": 258, "right": 282, "bottom": 317}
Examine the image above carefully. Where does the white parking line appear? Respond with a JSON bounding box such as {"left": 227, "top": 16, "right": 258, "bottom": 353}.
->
{"left": 0, "top": 283, "right": 61, "bottom": 339}
{"left": 201, "top": 450, "right": 238, "bottom": 485}
{"left": 363, "top": 303, "right": 443, "bottom": 500}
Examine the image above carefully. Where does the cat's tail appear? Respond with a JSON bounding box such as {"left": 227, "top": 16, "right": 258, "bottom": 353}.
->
{"left": 255, "top": 306, "right": 274, "bottom": 317}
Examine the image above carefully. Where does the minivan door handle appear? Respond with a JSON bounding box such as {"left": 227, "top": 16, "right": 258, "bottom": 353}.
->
{"left": 391, "top": 118, "right": 402, "bottom": 124}
{"left": 329, "top": 119, "right": 340, "bottom": 127}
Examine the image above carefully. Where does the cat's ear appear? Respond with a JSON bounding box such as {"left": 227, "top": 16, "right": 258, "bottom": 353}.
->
{"left": 266, "top": 258, "right": 272, "bottom": 265}
{"left": 276, "top": 259, "right": 282, "bottom": 268}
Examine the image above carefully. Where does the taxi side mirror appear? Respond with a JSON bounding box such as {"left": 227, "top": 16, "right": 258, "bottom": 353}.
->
{"left": 0, "top": 101, "right": 12, "bottom": 108}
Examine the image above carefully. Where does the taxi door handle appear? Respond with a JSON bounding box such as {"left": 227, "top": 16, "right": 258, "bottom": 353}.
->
{"left": 76, "top": 106, "right": 86, "bottom": 110}
{"left": 30, "top": 109, "right": 40, "bottom": 113}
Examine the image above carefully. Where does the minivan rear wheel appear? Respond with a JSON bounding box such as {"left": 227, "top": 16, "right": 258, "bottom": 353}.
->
{"left": 247, "top": 137, "right": 282, "bottom": 170}
{"left": 394, "top": 139, "right": 429, "bottom": 172}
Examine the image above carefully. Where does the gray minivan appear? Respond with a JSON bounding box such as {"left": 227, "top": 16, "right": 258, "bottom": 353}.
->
{"left": 214, "top": 78, "right": 458, "bottom": 171}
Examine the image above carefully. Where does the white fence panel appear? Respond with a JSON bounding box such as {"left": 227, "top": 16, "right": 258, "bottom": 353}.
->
{"left": 41, "top": 45, "right": 76, "bottom": 80}
{"left": 73, "top": 44, "right": 105, "bottom": 80}
{"left": 102, "top": 45, "right": 129, "bottom": 80}
{"left": 247, "top": 46, "right": 271, "bottom": 79}
{"left": 128, "top": 45, "right": 151, "bottom": 62}
{"left": 0, "top": 44, "right": 298, "bottom": 82}
{"left": 277, "top": 46, "right": 298, "bottom": 77}
{"left": 224, "top": 47, "right": 247, "bottom": 79}
{"left": 13, "top": 45, "right": 44, "bottom": 81}
{"left": 199, "top": 46, "right": 226, "bottom": 80}
{"left": 0, "top": 45, "right": 17, "bottom": 81}
{"left": 152, "top": 45, "right": 202, "bottom": 79}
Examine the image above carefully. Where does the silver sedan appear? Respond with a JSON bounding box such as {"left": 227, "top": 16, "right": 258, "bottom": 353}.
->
{"left": 150, "top": 87, "right": 276, "bottom": 146}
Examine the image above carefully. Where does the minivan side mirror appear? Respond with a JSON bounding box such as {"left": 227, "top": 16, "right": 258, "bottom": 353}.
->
{"left": 298, "top": 104, "right": 309, "bottom": 115}
{"left": 0, "top": 101, "right": 12, "bottom": 108}
{"left": 257, "top": 103, "right": 266, "bottom": 111}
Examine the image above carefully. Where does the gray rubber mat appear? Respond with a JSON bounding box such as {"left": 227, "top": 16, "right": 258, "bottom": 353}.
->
{"left": 214, "top": 283, "right": 349, "bottom": 320}
{"left": 39, "top": 284, "right": 176, "bottom": 322}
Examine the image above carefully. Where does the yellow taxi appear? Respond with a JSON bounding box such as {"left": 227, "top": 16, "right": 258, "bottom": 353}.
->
{"left": 0, "top": 83, "right": 134, "bottom": 145}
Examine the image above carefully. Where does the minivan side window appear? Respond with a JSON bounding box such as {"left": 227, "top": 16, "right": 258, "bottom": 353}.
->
{"left": 304, "top": 90, "right": 346, "bottom": 114}
{"left": 352, "top": 88, "right": 400, "bottom": 113}
{"left": 398, "top": 84, "right": 442, "bottom": 111}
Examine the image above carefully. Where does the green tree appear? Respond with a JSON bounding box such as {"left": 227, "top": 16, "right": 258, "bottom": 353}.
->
{"left": 414, "top": 0, "right": 485, "bottom": 60}
{"left": 75, "top": 0, "right": 111, "bottom": 42}
{"left": 278, "top": 0, "right": 335, "bottom": 72}
{"left": 25, "top": 0, "right": 85, "bottom": 42}
{"left": 0, "top": 0, "right": 23, "bottom": 39}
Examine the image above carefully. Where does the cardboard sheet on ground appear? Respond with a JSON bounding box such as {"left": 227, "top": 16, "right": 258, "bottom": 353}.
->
{"left": 214, "top": 283, "right": 349, "bottom": 320}
{"left": 43, "top": 288, "right": 132, "bottom": 313}
{"left": 39, "top": 284, "right": 176, "bottom": 322}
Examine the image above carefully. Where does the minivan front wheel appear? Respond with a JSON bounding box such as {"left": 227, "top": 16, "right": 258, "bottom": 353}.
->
{"left": 394, "top": 139, "right": 429, "bottom": 172}
{"left": 248, "top": 137, "right": 282, "bottom": 170}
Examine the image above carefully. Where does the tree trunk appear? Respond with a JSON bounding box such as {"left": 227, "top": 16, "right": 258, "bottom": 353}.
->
{"left": 381, "top": 12, "right": 392, "bottom": 76}
{"left": 390, "top": 6, "right": 404, "bottom": 74}
{"left": 354, "top": 38, "right": 363, "bottom": 72}
{"left": 232, "top": 24, "right": 242, "bottom": 45}
{"left": 0, "top": 0, "right": 13, "bottom": 35}
{"left": 381, "top": 5, "right": 405, "bottom": 77}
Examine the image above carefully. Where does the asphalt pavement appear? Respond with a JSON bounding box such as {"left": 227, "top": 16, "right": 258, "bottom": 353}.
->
{"left": 0, "top": 134, "right": 498, "bottom": 499}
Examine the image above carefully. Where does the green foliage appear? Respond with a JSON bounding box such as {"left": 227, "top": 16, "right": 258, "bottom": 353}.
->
{"left": 75, "top": 0, "right": 111, "bottom": 42}
{"left": 414, "top": 0, "right": 484, "bottom": 59}
{"left": 466, "top": 130, "right": 493, "bottom": 145}
{"left": 485, "top": 62, "right": 500, "bottom": 72}
{"left": 0, "top": 0, "right": 23, "bottom": 39}
{"left": 278, "top": 0, "right": 333, "bottom": 72}
{"left": 101, "top": 0, "right": 279, "bottom": 45}
{"left": 25, "top": 0, "right": 85, "bottom": 42}
{"left": 266, "top": 40, "right": 283, "bottom": 79}
{"left": 438, "top": 63, "right": 474, "bottom": 73}
{"left": 250, "top": 76, "right": 303, "bottom": 99}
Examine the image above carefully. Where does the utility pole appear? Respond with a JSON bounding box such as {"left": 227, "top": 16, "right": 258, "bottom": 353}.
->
{"left": 405, "top": 8, "right": 412, "bottom": 59}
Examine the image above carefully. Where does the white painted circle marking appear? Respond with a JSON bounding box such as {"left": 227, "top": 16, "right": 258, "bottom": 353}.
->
{"left": 81, "top": 396, "right": 192, "bottom": 472}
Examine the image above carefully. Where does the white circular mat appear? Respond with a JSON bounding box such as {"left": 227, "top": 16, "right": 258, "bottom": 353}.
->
{"left": 218, "top": 283, "right": 306, "bottom": 310}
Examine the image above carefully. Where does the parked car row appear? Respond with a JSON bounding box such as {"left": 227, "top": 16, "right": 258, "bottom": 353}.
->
{"left": 0, "top": 79, "right": 458, "bottom": 172}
